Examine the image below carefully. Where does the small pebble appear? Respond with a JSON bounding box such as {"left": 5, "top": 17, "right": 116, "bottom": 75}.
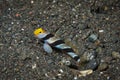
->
{"left": 107, "top": 76, "right": 110, "bottom": 80}
{"left": 105, "top": 17, "right": 109, "bottom": 20}
{"left": 81, "top": 50, "right": 97, "bottom": 62}
{"left": 47, "top": 59, "right": 53, "bottom": 64}
{"left": 74, "top": 76, "right": 78, "bottom": 80}
{"left": 88, "top": 34, "right": 98, "bottom": 42}
{"left": 15, "top": 13, "right": 21, "bottom": 17}
{"left": 59, "top": 69, "right": 63, "bottom": 73}
{"left": 57, "top": 73, "right": 62, "bottom": 76}
{"left": 2, "top": 67, "right": 7, "bottom": 72}
{"left": 36, "top": 56, "right": 39, "bottom": 59}
{"left": 98, "top": 63, "right": 108, "bottom": 71}
{"left": 86, "top": 59, "right": 98, "bottom": 70}
{"left": 85, "top": 43, "right": 96, "bottom": 49}
{"left": 31, "top": 0, "right": 34, "bottom": 4}
{"left": 95, "top": 47, "right": 102, "bottom": 54}
{"left": 8, "top": 27, "right": 12, "bottom": 31}
{"left": 77, "top": 23, "right": 88, "bottom": 30}
{"left": 0, "top": 43, "right": 4, "bottom": 46}
{"left": 104, "top": 6, "right": 108, "bottom": 10}
{"left": 11, "top": 22, "right": 14, "bottom": 24}
{"left": 52, "top": 0, "right": 56, "bottom": 3}
{"left": 45, "top": 73, "right": 49, "bottom": 77}
{"left": 20, "top": 40, "right": 23, "bottom": 43}
{"left": 100, "top": 72, "right": 104, "bottom": 74}
{"left": 75, "top": 15, "right": 78, "bottom": 18}
{"left": 16, "top": 22, "right": 20, "bottom": 24}
{"left": 21, "top": 28, "right": 24, "bottom": 31}
{"left": 72, "top": 21, "right": 76, "bottom": 23}
{"left": 112, "top": 51, "right": 120, "bottom": 59}
{"left": 99, "top": 30, "right": 104, "bottom": 33}
{"left": 32, "top": 63, "right": 37, "bottom": 69}
{"left": 116, "top": 67, "right": 119, "bottom": 70}
{"left": 101, "top": 56, "right": 113, "bottom": 63}
{"left": 72, "top": 8, "right": 76, "bottom": 11}
{"left": 8, "top": 8, "right": 11, "bottom": 10}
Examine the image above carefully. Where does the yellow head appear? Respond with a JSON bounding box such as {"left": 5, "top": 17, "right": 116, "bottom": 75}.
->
{"left": 34, "top": 28, "right": 45, "bottom": 36}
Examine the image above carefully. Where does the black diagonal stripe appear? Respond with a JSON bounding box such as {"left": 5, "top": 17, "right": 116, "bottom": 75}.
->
{"left": 42, "top": 33, "right": 54, "bottom": 40}
{"left": 67, "top": 63, "right": 78, "bottom": 70}
{"left": 73, "top": 56, "right": 80, "bottom": 61}
{"left": 50, "top": 40, "right": 65, "bottom": 47}
{"left": 62, "top": 48, "right": 74, "bottom": 53}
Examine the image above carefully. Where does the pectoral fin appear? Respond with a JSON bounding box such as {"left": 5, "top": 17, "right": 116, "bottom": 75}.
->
{"left": 43, "top": 43, "right": 53, "bottom": 54}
